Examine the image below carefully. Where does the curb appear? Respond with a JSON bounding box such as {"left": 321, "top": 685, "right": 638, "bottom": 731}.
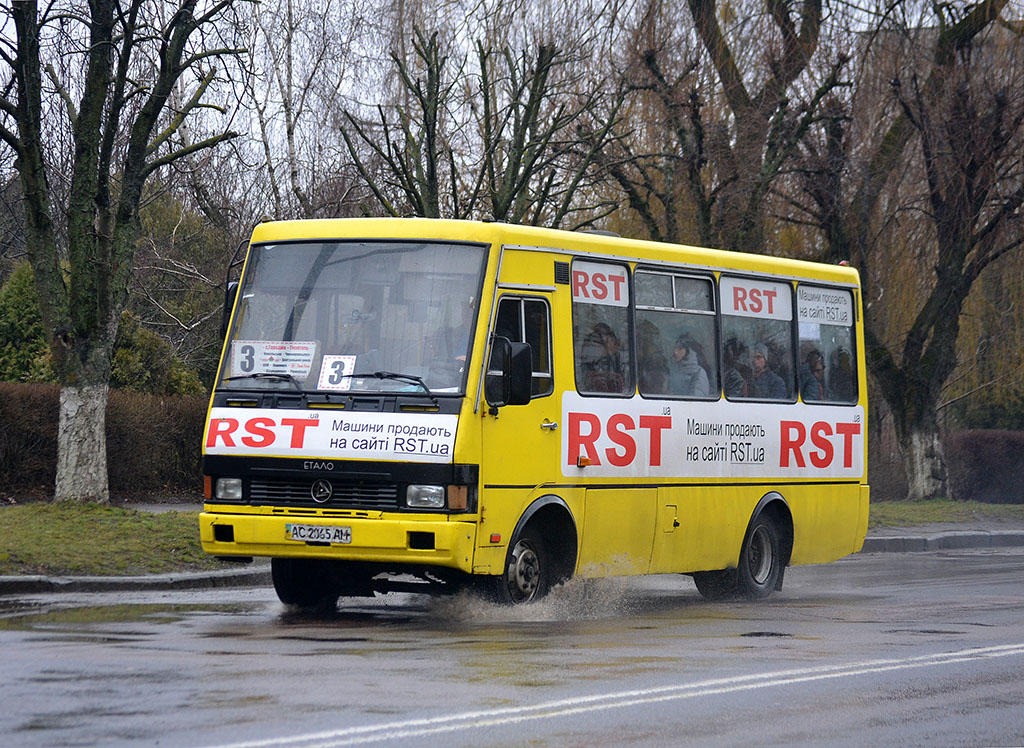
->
{"left": 0, "top": 565, "right": 271, "bottom": 596}
{"left": 859, "top": 531, "right": 1024, "bottom": 554}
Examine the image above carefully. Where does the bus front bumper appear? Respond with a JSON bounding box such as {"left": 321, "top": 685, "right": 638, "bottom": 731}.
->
{"left": 199, "top": 507, "right": 478, "bottom": 574}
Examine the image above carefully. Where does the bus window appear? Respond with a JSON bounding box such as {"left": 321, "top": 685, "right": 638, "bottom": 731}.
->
{"left": 572, "top": 260, "right": 633, "bottom": 396}
{"left": 635, "top": 271, "right": 717, "bottom": 399}
{"left": 796, "top": 285, "right": 858, "bottom": 403}
{"left": 720, "top": 276, "right": 795, "bottom": 401}
{"left": 488, "top": 296, "right": 553, "bottom": 398}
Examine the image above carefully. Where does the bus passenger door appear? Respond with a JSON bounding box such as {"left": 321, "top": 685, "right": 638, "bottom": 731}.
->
{"left": 479, "top": 294, "right": 560, "bottom": 538}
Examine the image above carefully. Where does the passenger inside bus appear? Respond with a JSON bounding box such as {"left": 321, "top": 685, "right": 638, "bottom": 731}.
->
{"left": 636, "top": 319, "right": 670, "bottom": 394}
{"left": 722, "top": 336, "right": 750, "bottom": 398}
{"left": 750, "top": 342, "right": 787, "bottom": 399}
{"left": 799, "top": 348, "right": 826, "bottom": 401}
{"left": 580, "top": 322, "right": 627, "bottom": 393}
{"left": 829, "top": 347, "right": 856, "bottom": 401}
{"left": 669, "top": 334, "right": 710, "bottom": 397}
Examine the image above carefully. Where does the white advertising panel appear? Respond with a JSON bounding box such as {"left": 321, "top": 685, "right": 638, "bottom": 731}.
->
{"left": 720, "top": 277, "right": 792, "bottom": 320}
{"left": 571, "top": 261, "right": 630, "bottom": 307}
{"left": 561, "top": 392, "right": 863, "bottom": 479}
{"left": 797, "top": 285, "right": 854, "bottom": 326}
{"left": 205, "top": 408, "right": 457, "bottom": 463}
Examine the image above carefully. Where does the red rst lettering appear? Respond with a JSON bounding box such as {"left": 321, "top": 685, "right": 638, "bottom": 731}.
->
{"left": 762, "top": 288, "right": 778, "bottom": 315}
{"left": 748, "top": 288, "right": 764, "bottom": 313}
{"left": 809, "top": 421, "right": 833, "bottom": 468}
{"left": 835, "top": 422, "right": 861, "bottom": 468}
{"left": 206, "top": 418, "right": 238, "bottom": 448}
{"left": 604, "top": 414, "right": 636, "bottom": 467}
{"left": 782, "top": 420, "right": 860, "bottom": 469}
{"left": 281, "top": 418, "right": 320, "bottom": 448}
{"left": 591, "top": 273, "right": 608, "bottom": 300}
{"left": 241, "top": 417, "right": 276, "bottom": 448}
{"left": 639, "top": 415, "right": 672, "bottom": 467}
{"left": 568, "top": 412, "right": 602, "bottom": 466}
{"left": 780, "top": 420, "right": 806, "bottom": 468}
{"left": 733, "top": 286, "right": 748, "bottom": 312}
{"left": 607, "top": 273, "right": 626, "bottom": 303}
{"left": 572, "top": 270, "right": 590, "bottom": 299}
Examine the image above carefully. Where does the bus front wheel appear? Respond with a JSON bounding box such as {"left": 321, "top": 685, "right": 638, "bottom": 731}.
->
{"left": 487, "top": 529, "right": 551, "bottom": 604}
{"left": 271, "top": 558, "right": 338, "bottom": 609}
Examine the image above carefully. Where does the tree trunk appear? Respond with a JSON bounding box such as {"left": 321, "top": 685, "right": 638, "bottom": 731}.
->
{"left": 55, "top": 383, "right": 110, "bottom": 503}
{"left": 891, "top": 402, "right": 949, "bottom": 501}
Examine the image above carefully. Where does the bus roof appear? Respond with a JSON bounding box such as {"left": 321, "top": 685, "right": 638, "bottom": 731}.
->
{"left": 248, "top": 218, "right": 861, "bottom": 286}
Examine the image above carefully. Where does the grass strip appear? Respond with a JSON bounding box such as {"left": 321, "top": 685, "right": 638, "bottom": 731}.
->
{"left": 868, "top": 498, "right": 1024, "bottom": 528}
{"left": 1, "top": 498, "right": 1022, "bottom": 577}
{"left": 0, "top": 503, "right": 225, "bottom": 576}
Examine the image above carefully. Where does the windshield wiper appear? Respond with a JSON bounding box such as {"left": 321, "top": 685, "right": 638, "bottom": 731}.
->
{"left": 345, "top": 371, "right": 438, "bottom": 404}
{"left": 223, "top": 372, "right": 305, "bottom": 393}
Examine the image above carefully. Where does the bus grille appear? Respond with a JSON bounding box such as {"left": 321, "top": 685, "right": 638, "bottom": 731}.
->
{"left": 250, "top": 478, "right": 400, "bottom": 509}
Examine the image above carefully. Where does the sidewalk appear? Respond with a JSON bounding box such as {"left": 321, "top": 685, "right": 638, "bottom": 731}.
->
{"left": 861, "top": 524, "right": 1024, "bottom": 553}
{"left": 2, "top": 516, "right": 1023, "bottom": 597}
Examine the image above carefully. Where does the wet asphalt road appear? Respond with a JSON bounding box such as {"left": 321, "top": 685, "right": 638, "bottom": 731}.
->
{"left": 1, "top": 549, "right": 1023, "bottom": 748}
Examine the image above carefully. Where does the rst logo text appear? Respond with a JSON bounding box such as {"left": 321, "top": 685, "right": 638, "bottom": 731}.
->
{"left": 206, "top": 417, "right": 320, "bottom": 449}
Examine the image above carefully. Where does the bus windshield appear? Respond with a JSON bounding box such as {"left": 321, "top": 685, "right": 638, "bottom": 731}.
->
{"left": 219, "top": 240, "right": 488, "bottom": 395}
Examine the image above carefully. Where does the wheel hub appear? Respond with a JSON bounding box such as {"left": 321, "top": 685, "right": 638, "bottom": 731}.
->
{"left": 509, "top": 541, "right": 540, "bottom": 601}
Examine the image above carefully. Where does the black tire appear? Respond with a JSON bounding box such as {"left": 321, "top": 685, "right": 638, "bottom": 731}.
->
{"left": 489, "top": 528, "right": 552, "bottom": 604}
{"left": 271, "top": 558, "right": 338, "bottom": 608}
{"left": 692, "top": 569, "right": 738, "bottom": 600}
{"left": 735, "top": 513, "right": 783, "bottom": 600}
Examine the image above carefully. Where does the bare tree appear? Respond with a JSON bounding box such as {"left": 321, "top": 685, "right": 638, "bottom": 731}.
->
{"left": 242, "top": 0, "right": 371, "bottom": 220}
{"left": 789, "top": 0, "right": 1022, "bottom": 499}
{"left": 602, "top": 0, "right": 845, "bottom": 251}
{"left": 0, "top": 0, "right": 243, "bottom": 502}
{"left": 341, "top": 27, "right": 621, "bottom": 227}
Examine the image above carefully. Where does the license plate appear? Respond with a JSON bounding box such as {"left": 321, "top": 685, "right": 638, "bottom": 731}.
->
{"left": 285, "top": 523, "right": 351, "bottom": 544}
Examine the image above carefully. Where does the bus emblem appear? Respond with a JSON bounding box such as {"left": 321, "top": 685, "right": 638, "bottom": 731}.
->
{"left": 310, "top": 479, "right": 333, "bottom": 503}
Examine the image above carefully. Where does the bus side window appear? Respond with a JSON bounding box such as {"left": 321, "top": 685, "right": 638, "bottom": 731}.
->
{"left": 488, "top": 297, "right": 553, "bottom": 398}
{"left": 796, "top": 285, "right": 858, "bottom": 403}
{"left": 572, "top": 261, "right": 633, "bottom": 396}
{"left": 635, "top": 271, "right": 717, "bottom": 399}
{"left": 720, "top": 276, "right": 795, "bottom": 401}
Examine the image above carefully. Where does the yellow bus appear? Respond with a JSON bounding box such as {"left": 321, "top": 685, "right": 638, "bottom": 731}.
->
{"left": 200, "top": 218, "right": 868, "bottom": 606}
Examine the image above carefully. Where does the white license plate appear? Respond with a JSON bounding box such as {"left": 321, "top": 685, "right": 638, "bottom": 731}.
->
{"left": 285, "top": 523, "right": 351, "bottom": 544}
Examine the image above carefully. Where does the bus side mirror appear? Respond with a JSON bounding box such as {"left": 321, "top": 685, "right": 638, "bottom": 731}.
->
{"left": 506, "top": 342, "right": 533, "bottom": 405}
{"left": 486, "top": 338, "right": 533, "bottom": 410}
{"left": 221, "top": 282, "right": 239, "bottom": 339}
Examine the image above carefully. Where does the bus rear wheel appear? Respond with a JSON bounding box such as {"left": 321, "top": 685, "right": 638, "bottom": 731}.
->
{"left": 735, "top": 514, "right": 783, "bottom": 600}
{"left": 692, "top": 569, "right": 737, "bottom": 600}
{"left": 693, "top": 512, "right": 784, "bottom": 601}
{"left": 271, "top": 558, "right": 339, "bottom": 609}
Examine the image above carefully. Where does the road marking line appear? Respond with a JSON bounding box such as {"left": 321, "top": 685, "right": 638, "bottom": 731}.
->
{"left": 204, "top": 643, "right": 1024, "bottom": 748}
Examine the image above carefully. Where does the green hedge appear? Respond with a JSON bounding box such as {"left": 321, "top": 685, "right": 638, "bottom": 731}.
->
{"left": 2, "top": 381, "right": 1020, "bottom": 503}
{"left": 0, "top": 382, "right": 206, "bottom": 499}
{"left": 946, "top": 430, "right": 1024, "bottom": 504}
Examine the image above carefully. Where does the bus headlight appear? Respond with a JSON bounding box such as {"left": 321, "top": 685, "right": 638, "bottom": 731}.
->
{"left": 215, "top": 478, "right": 243, "bottom": 501}
{"left": 406, "top": 485, "right": 446, "bottom": 509}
